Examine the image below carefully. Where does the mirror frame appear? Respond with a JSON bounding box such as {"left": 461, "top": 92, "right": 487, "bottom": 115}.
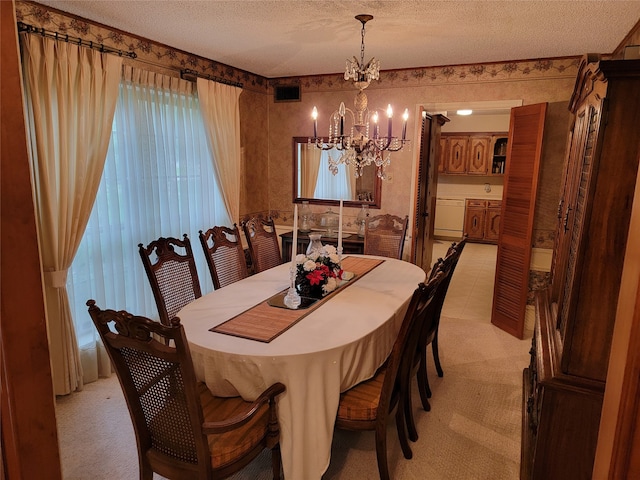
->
{"left": 292, "top": 137, "right": 382, "bottom": 208}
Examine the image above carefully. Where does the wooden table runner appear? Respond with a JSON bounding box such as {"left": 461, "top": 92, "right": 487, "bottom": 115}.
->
{"left": 210, "top": 257, "right": 384, "bottom": 342}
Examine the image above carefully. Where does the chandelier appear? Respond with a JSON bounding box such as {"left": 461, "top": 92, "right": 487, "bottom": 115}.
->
{"left": 310, "top": 14, "right": 409, "bottom": 179}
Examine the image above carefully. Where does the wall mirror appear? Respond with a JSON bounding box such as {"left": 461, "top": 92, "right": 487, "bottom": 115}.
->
{"left": 292, "top": 137, "right": 382, "bottom": 208}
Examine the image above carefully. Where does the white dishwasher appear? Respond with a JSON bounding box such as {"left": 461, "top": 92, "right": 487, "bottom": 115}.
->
{"left": 434, "top": 198, "right": 466, "bottom": 238}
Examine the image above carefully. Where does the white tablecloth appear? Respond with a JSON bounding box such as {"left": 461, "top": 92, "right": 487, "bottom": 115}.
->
{"left": 177, "top": 255, "right": 426, "bottom": 480}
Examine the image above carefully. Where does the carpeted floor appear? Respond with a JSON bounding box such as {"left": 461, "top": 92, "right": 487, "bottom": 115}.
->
{"left": 56, "top": 242, "right": 532, "bottom": 479}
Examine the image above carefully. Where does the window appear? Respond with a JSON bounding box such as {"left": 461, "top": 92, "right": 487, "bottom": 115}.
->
{"left": 313, "top": 151, "right": 353, "bottom": 200}
{"left": 68, "top": 75, "right": 229, "bottom": 349}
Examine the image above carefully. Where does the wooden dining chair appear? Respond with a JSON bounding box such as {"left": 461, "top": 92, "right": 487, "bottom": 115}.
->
{"left": 241, "top": 216, "right": 283, "bottom": 273}
{"left": 402, "top": 270, "right": 447, "bottom": 443}
{"left": 87, "top": 300, "right": 286, "bottom": 480}
{"left": 199, "top": 225, "right": 249, "bottom": 289}
{"left": 429, "top": 237, "right": 467, "bottom": 378}
{"left": 138, "top": 234, "right": 202, "bottom": 326}
{"left": 334, "top": 276, "right": 440, "bottom": 480}
{"left": 413, "top": 237, "right": 467, "bottom": 412}
{"left": 363, "top": 214, "right": 409, "bottom": 260}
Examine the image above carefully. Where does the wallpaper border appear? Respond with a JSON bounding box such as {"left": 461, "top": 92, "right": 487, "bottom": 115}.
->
{"left": 18, "top": 1, "right": 580, "bottom": 95}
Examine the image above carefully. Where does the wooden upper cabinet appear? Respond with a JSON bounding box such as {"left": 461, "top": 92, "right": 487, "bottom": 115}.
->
{"left": 550, "top": 56, "right": 640, "bottom": 382}
{"left": 439, "top": 132, "right": 507, "bottom": 175}
{"left": 468, "top": 136, "right": 491, "bottom": 174}
{"left": 445, "top": 135, "right": 468, "bottom": 173}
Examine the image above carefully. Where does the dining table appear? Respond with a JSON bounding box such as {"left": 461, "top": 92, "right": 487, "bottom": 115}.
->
{"left": 177, "top": 254, "right": 426, "bottom": 480}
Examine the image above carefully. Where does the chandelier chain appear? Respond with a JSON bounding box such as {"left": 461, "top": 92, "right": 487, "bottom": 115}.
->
{"left": 360, "top": 21, "right": 366, "bottom": 73}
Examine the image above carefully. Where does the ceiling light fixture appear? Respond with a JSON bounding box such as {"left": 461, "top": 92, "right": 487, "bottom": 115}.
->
{"left": 456, "top": 109, "right": 473, "bottom": 116}
{"left": 310, "top": 14, "right": 408, "bottom": 179}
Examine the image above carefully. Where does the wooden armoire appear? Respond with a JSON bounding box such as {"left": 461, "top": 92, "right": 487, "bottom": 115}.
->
{"left": 521, "top": 55, "right": 640, "bottom": 479}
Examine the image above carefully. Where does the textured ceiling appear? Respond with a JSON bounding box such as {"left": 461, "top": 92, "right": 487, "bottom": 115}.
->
{"left": 34, "top": 1, "right": 640, "bottom": 78}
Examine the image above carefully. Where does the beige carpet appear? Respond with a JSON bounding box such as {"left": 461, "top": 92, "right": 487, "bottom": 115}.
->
{"left": 56, "top": 243, "right": 532, "bottom": 479}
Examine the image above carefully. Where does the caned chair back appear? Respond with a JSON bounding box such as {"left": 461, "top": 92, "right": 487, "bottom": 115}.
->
{"left": 363, "top": 214, "right": 409, "bottom": 259}
{"left": 87, "top": 300, "right": 211, "bottom": 478}
{"left": 87, "top": 300, "right": 286, "bottom": 480}
{"left": 242, "top": 216, "right": 282, "bottom": 273}
{"left": 138, "top": 234, "right": 202, "bottom": 326}
{"left": 199, "top": 225, "right": 248, "bottom": 289}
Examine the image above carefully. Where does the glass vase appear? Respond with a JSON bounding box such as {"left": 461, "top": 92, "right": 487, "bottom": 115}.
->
{"left": 306, "top": 233, "right": 324, "bottom": 258}
{"left": 299, "top": 201, "right": 312, "bottom": 233}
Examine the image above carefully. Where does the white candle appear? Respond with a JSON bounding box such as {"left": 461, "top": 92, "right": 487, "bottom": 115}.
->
{"left": 337, "top": 200, "right": 343, "bottom": 253}
{"left": 291, "top": 204, "right": 298, "bottom": 269}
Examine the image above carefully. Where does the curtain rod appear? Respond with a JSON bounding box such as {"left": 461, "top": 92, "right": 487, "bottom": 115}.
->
{"left": 17, "top": 22, "right": 243, "bottom": 89}
{"left": 17, "top": 22, "right": 137, "bottom": 59}
{"left": 180, "top": 69, "right": 243, "bottom": 88}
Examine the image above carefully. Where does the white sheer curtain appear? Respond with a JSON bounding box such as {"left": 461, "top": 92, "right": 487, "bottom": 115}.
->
{"left": 196, "top": 78, "right": 242, "bottom": 223}
{"left": 313, "top": 151, "right": 353, "bottom": 200}
{"left": 21, "top": 34, "right": 122, "bottom": 395}
{"left": 67, "top": 66, "right": 229, "bottom": 385}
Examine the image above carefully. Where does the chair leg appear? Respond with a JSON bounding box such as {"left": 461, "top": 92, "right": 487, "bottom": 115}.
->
{"left": 139, "top": 462, "right": 153, "bottom": 480}
{"left": 417, "top": 351, "right": 432, "bottom": 411}
{"left": 433, "top": 327, "right": 444, "bottom": 377}
{"left": 404, "top": 379, "right": 419, "bottom": 442}
{"left": 375, "top": 424, "right": 391, "bottom": 480}
{"left": 271, "top": 445, "right": 282, "bottom": 480}
{"left": 395, "top": 402, "right": 413, "bottom": 459}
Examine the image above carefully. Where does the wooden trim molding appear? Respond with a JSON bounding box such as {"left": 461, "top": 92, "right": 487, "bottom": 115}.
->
{"left": 1, "top": 1, "right": 61, "bottom": 478}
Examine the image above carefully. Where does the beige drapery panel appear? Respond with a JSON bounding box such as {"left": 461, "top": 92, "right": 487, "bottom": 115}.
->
{"left": 196, "top": 78, "right": 241, "bottom": 224}
{"left": 21, "top": 34, "right": 122, "bottom": 395}
{"left": 302, "top": 146, "right": 321, "bottom": 198}
{"left": 346, "top": 163, "right": 357, "bottom": 199}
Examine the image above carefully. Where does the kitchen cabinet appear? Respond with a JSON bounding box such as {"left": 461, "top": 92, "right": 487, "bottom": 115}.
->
{"left": 468, "top": 136, "right": 492, "bottom": 174}
{"left": 521, "top": 55, "right": 640, "bottom": 480}
{"left": 463, "top": 199, "right": 501, "bottom": 243}
{"left": 443, "top": 135, "right": 468, "bottom": 173}
{"left": 484, "top": 203, "right": 501, "bottom": 241}
{"left": 439, "top": 133, "right": 507, "bottom": 175}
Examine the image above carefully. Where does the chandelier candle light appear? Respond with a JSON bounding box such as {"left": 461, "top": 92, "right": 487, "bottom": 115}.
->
{"left": 310, "top": 14, "right": 409, "bottom": 179}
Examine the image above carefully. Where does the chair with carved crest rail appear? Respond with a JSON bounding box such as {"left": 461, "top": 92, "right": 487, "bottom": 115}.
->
{"left": 199, "top": 224, "right": 249, "bottom": 290}
{"left": 363, "top": 214, "right": 409, "bottom": 260}
{"left": 241, "top": 216, "right": 283, "bottom": 274}
{"left": 87, "top": 300, "right": 286, "bottom": 480}
{"left": 138, "top": 234, "right": 202, "bottom": 327}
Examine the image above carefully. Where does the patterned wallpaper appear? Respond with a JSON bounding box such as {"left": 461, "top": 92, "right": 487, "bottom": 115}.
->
{"left": 273, "top": 57, "right": 581, "bottom": 92}
{"left": 15, "top": 1, "right": 268, "bottom": 93}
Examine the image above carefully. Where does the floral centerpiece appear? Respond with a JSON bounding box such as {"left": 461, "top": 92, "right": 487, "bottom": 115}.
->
{"left": 294, "top": 244, "right": 343, "bottom": 298}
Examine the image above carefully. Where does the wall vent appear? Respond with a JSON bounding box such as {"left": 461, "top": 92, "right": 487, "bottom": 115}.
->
{"left": 274, "top": 85, "right": 301, "bottom": 102}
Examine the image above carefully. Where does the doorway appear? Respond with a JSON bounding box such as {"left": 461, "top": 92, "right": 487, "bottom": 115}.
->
{"left": 413, "top": 100, "right": 522, "bottom": 323}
